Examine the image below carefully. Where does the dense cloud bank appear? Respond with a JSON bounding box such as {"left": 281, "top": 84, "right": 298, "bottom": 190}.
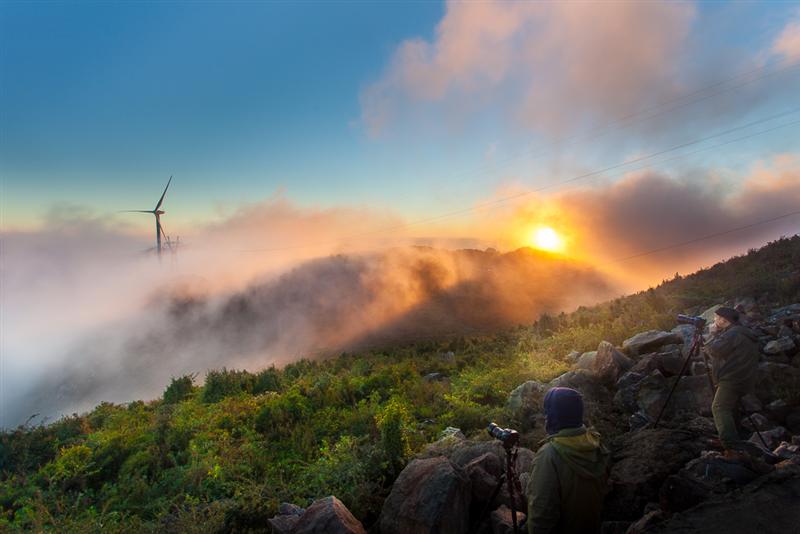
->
{"left": 8, "top": 245, "right": 613, "bottom": 426}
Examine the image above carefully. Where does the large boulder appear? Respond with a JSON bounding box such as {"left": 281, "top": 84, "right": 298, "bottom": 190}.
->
{"left": 659, "top": 451, "right": 772, "bottom": 514}
{"left": 293, "top": 496, "right": 366, "bottom": 534}
{"left": 379, "top": 456, "right": 471, "bottom": 534}
{"left": 592, "top": 341, "right": 633, "bottom": 385}
{"left": 604, "top": 417, "right": 716, "bottom": 521}
{"left": 622, "top": 331, "right": 683, "bottom": 357}
{"left": 614, "top": 371, "right": 647, "bottom": 413}
{"left": 576, "top": 351, "right": 598, "bottom": 370}
{"left": 630, "top": 349, "right": 686, "bottom": 378}
{"left": 636, "top": 371, "right": 714, "bottom": 420}
{"left": 755, "top": 362, "right": 800, "bottom": 404}
{"left": 508, "top": 380, "right": 547, "bottom": 430}
{"left": 640, "top": 464, "right": 800, "bottom": 533}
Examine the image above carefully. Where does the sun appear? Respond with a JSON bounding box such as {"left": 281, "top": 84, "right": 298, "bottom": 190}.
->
{"left": 530, "top": 226, "right": 565, "bottom": 253}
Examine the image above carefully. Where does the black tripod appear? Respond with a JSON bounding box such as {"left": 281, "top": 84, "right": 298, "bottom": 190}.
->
{"left": 653, "top": 324, "right": 769, "bottom": 449}
{"left": 477, "top": 441, "right": 525, "bottom": 534}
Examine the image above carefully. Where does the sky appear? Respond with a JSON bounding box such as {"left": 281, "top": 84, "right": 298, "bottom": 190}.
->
{"left": 3, "top": 1, "right": 800, "bottom": 426}
{"left": 2, "top": 1, "right": 799, "bottom": 232}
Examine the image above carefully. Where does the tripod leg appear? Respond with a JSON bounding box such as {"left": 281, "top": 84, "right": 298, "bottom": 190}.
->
{"left": 506, "top": 449, "right": 518, "bottom": 534}
{"left": 654, "top": 333, "right": 700, "bottom": 428}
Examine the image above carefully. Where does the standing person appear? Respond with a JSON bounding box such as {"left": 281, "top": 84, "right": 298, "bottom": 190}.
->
{"left": 527, "top": 387, "right": 609, "bottom": 534}
{"left": 704, "top": 306, "right": 760, "bottom": 457}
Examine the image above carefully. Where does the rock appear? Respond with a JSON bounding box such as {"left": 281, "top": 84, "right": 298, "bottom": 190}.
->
{"left": 576, "top": 350, "right": 597, "bottom": 370}
{"left": 740, "top": 393, "right": 762, "bottom": 413}
{"left": 566, "top": 350, "right": 582, "bottom": 363}
{"left": 765, "top": 399, "right": 791, "bottom": 422}
{"left": 293, "top": 496, "right": 366, "bottom": 534}
{"left": 637, "top": 464, "right": 800, "bottom": 533}
{"left": 269, "top": 503, "right": 306, "bottom": 533}
{"left": 740, "top": 412, "right": 771, "bottom": 432}
{"left": 441, "top": 351, "right": 456, "bottom": 363}
{"left": 424, "top": 372, "right": 447, "bottom": 382}
{"left": 440, "top": 427, "right": 465, "bottom": 440}
{"left": 636, "top": 371, "right": 714, "bottom": 420}
{"left": 464, "top": 453, "right": 502, "bottom": 508}
{"left": 786, "top": 409, "right": 800, "bottom": 433}
{"left": 592, "top": 341, "right": 633, "bottom": 384}
{"left": 614, "top": 372, "right": 646, "bottom": 413}
{"left": 755, "top": 362, "right": 800, "bottom": 404}
{"left": 691, "top": 361, "right": 708, "bottom": 376}
{"left": 627, "top": 510, "right": 667, "bottom": 533}
{"left": 774, "top": 441, "right": 800, "bottom": 460}
{"left": 269, "top": 515, "right": 300, "bottom": 534}
{"left": 764, "top": 337, "right": 796, "bottom": 354}
{"left": 489, "top": 505, "right": 526, "bottom": 534}
{"left": 508, "top": 380, "right": 547, "bottom": 430}
{"left": 604, "top": 417, "right": 715, "bottom": 521}
{"left": 771, "top": 303, "right": 800, "bottom": 318}
{"left": 750, "top": 426, "right": 789, "bottom": 450}
{"left": 379, "top": 457, "right": 471, "bottom": 534}
{"left": 622, "top": 331, "right": 683, "bottom": 357}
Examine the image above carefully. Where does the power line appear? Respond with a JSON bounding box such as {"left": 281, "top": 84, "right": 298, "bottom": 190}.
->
{"left": 241, "top": 107, "right": 800, "bottom": 253}
{"left": 400, "top": 57, "right": 800, "bottom": 202}
{"left": 603, "top": 209, "right": 800, "bottom": 266}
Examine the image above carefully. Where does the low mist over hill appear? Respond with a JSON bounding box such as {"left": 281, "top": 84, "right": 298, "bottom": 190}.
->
{"left": 13, "top": 245, "right": 614, "bottom": 427}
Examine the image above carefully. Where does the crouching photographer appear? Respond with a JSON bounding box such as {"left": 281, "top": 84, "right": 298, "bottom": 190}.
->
{"left": 526, "top": 387, "right": 609, "bottom": 534}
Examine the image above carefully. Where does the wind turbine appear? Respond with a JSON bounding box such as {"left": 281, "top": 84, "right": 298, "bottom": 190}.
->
{"left": 121, "top": 176, "right": 173, "bottom": 257}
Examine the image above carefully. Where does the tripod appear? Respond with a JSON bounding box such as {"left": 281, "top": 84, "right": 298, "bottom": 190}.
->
{"left": 477, "top": 442, "right": 525, "bottom": 534}
{"left": 653, "top": 325, "right": 769, "bottom": 449}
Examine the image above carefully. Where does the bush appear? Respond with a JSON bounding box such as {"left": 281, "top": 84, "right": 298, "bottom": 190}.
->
{"left": 375, "top": 397, "right": 413, "bottom": 475}
{"left": 201, "top": 368, "right": 255, "bottom": 403}
{"left": 164, "top": 375, "right": 196, "bottom": 404}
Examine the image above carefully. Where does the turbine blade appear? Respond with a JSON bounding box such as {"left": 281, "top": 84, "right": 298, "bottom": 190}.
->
{"left": 118, "top": 210, "right": 154, "bottom": 213}
{"left": 154, "top": 175, "right": 172, "bottom": 211}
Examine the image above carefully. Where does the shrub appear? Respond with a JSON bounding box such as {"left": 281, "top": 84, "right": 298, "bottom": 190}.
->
{"left": 164, "top": 375, "right": 196, "bottom": 404}
{"left": 375, "top": 397, "right": 413, "bottom": 475}
{"left": 201, "top": 368, "right": 255, "bottom": 403}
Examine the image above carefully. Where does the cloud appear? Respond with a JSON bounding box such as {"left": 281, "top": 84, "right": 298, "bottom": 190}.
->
{"left": 773, "top": 17, "right": 800, "bottom": 62}
{"left": 361, "top": 1, "right": 696, "bottom": 136}
{"left": 7, "top": 243, "right": 614, "bottom": 427}
{"left": 485, "top": 154, "right": 800, "bottom": 283}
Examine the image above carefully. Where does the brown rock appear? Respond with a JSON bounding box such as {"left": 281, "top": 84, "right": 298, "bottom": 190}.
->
{"left": 293, "top": 496, "right": 366, "bottom": 534}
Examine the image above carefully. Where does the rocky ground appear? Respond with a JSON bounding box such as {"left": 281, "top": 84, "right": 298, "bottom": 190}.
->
{"left": 269, "top": 298, "right": 800, "bottom": 533}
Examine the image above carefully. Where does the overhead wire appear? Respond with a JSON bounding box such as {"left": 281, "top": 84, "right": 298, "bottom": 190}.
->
{"left": 241, "top": 106, "right": 800, "bottom": 253}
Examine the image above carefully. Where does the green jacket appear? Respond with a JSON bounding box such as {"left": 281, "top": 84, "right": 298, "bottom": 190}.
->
{"left": 704, "top": 324, "right": 760, "bottom": 387}
{"left": 526, "top": 427, "right": 609, "bottom": 534}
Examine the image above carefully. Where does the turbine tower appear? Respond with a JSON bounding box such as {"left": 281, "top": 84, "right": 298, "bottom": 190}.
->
{"left": 121, "top": 176, "right": 173, "bottom": 257}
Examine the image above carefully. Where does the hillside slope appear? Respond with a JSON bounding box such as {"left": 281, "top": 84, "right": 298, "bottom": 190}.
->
{"left": 1, "top": 235, "right": 799, "bottom": 532}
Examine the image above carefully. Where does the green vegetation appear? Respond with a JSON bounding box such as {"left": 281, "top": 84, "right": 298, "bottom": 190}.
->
{"left": 2, "top": 236, "right": 799, "bottom": 532}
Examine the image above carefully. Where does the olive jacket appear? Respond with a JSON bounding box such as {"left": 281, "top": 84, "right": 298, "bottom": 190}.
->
{"left": 704, "top": 324, "right": 760, "bottom": 387}
{"left": 526, "top": 426, "right": 609, "bottom": 534}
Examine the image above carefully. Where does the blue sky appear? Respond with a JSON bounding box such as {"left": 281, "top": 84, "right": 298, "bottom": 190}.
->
{"left": 2, "top": 1, "right": 799, "bottom": 232}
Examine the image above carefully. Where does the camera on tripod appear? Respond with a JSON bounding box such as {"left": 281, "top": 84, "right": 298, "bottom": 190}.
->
{"left": 487, "top": 422, "right": 520, "bottom": 448}
{"left": 676, "top": 314, "right": 706, "bottom": 328}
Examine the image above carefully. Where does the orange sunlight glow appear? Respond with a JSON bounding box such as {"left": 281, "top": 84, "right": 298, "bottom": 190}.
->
{"left": 530, "top": 226, "right": 565, "bottom": 253}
